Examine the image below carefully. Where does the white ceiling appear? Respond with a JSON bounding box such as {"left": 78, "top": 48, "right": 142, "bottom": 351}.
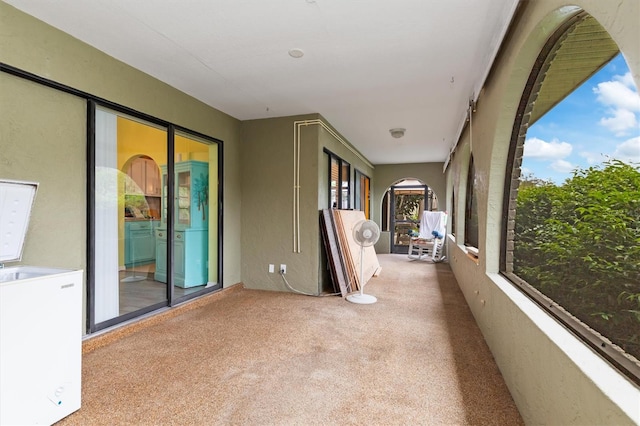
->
{"left": 5, "top": 0, "right": 520, "bottom": 165}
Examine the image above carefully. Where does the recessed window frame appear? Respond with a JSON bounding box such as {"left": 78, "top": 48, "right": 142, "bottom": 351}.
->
{"left": 451, "top": 185, "right": 457, "bottom": 237}
{"left": 464, "top": 154, "right": 479, "bottom": 249}
{"left": 500, "top": 10, "right": 640, "bottom": 386}
{"left": 354, "top": 169, "right": 371, "bottom": 218}
{"left": 324, "top": 149, "right": 351, "bottom": 209}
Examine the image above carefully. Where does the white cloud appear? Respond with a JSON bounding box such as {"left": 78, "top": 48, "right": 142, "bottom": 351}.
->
{"left": 524, "top": 137, "right": 572, "bottom": 160}
{"left": 599, "top": 108, "right": 639, "bottom": 136}
{"left": 613, "top": 136, "right": 640, "bottom": 163}
{"left": 594, "top": 76, "right": 640, "bottom": 112}
{"left": 594, "top": 73, "right": 640, "bottom": 136}
{"left": 550, "top": 159, "right": 575, "bottom": 173}
{"left": 615, "top": 72, "right": 637, "bottom": 90}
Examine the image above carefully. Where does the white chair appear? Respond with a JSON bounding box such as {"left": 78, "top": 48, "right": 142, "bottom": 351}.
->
{"left": 408, "top": 211, "right": 447, "bottom": 262}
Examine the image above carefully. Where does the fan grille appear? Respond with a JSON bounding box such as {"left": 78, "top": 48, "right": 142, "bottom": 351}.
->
{"left": 353, "top": 220, "right": 380, "bottom": 247}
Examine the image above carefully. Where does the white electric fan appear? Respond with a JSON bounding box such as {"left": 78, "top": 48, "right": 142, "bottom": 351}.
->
{"left": 347, "top": 219, "right": 380, "bottom": 304}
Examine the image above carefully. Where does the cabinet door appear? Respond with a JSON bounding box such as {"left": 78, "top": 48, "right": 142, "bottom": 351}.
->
{"left": 161, "top": 173, "right": 168, "bottom": 227}
{"left": 124, "top": 223, "right": 133, "bottom": 265}
{"left": 154, "top": 230, "right": 167, "bottom": 283}
{"left": 174, "top": 232, "right": 186, "bottom": 284}
{"left": 176, "top": 170, "right": 191, "bottom": 227}
{"left": 129, "top": 159, "right": 145, "bottom": 194}
{"left": 130, "top": 229, "right": 155, "bottom": 263}
{"left": 144, "top": 158, "right": 161, "bottom": 196}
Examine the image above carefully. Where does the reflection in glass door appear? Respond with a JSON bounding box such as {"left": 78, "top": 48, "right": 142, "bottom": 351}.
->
{"left": 93, "top": 109, "right": 168, "bottom": 327}
{"left": 169, "top": 134, "right": 212, "bottom": 300}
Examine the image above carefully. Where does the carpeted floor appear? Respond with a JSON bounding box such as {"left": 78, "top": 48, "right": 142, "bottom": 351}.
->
{"left": 58, "top": 254, "right": 523, "bottom": 425}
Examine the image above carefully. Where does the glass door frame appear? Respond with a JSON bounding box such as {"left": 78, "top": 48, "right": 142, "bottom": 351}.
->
{"left": 390, "top": 183, "right": 428, "bottom": 254}
{"left": 87, "top": 101, "right": 223, "bottom": 333}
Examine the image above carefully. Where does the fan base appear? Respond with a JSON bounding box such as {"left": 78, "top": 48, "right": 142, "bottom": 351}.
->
{"left": 120, "top": 275, "right": 146, "bottom": 282}
{"left": 346, "top": 293, "right": 377, "bottom": 304}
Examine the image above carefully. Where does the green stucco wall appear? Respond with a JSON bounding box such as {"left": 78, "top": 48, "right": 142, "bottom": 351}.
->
{"left": 240, "top": 115, "right": 374, "bottom": 294}
{"left": 240, "top": 114, "right": 319, "bottom": 294}
{"left": 0, "top": 3, "right": 244, "bottom": 332}
{"left": 371, "top": 162, "right": 446, "bottom": 222}
{"left": 1, "top": 73, "right": 86, "bottom": 269}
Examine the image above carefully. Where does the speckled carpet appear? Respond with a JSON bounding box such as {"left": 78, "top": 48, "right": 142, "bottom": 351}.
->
{"left": 58, "top": 254, "right": 523, "bottom": 425}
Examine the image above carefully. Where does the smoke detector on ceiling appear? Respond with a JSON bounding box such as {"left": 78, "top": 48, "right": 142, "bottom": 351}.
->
{"left": 389, "top": 128, "right": 406, "bottom": 139}
{"left": 288, "top": 48, "right": 304, "bottom": 58}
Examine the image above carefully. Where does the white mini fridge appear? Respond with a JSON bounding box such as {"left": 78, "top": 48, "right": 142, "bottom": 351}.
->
{"left": 0, "top": 179, "right": 83, "bottom": 425}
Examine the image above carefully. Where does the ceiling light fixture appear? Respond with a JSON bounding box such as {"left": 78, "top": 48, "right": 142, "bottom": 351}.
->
{"left": 389, "top": 128, "right": 406, "bottom": 139}
{"left": 288, "top": 48, "right": 304, "bottom": 58}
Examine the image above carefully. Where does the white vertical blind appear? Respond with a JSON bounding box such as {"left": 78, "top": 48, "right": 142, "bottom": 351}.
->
{"left": 94, "top": 109, "right": 120, "bottom": 322}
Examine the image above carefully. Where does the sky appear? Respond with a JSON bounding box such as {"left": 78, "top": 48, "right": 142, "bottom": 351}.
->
{"left": 522, "top": 53, "right": 640, "bottom": 184}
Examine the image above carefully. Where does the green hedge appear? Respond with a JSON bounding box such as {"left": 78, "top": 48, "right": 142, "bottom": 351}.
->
{"left": 514, "top": 160, "right": 640, "bottom": 360}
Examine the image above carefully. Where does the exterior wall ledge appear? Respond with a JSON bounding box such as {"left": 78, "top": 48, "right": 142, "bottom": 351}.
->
{"left": 486, "top": 272, "right": 640, "bottom": 424}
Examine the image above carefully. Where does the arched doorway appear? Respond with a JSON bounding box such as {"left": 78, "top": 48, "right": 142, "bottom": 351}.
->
{"left": 382, "top": 179, "right": 438, "bottom": 254}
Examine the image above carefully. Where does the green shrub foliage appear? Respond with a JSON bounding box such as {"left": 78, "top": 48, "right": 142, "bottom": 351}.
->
{"left": 395, "top": 194, "right": 424, "bottom": 221}
{"left": 514, "top": 160, "right": 640, "bottom": 360}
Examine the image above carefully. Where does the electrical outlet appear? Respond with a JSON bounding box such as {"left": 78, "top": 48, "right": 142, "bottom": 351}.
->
{"left": 280, "top": 264, "right": 287, "bottom": 274}
{"left": 268, "top": 264, "right": 274, "bottom": 273}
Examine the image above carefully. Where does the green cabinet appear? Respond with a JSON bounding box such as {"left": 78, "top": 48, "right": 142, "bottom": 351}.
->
{"left": 154, "top": 228, "right": 207, "bottom": 287}
{"left": 124, "top": 220, "right": 159, "bottom": 268}
{"left": 155, "top": 161, "right": 209, "bottom": 288}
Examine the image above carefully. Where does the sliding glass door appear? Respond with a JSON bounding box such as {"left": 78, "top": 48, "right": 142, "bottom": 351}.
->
{"left": 91, "top": 106, "right": 220, "bottom": 331}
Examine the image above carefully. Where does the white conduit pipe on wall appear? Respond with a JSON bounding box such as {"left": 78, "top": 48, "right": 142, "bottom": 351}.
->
{"left": 292, "top": 121, "right": 300, "bottom": 253}
{"left": 292, "top": 119, "right": 374, "bottom": 253}
{"left": 469, "top": 100, "right": 474, "bottom": 153}
{"left": 443, "top": 97, "right": 478, "bottom": 172}
{"left": 443, "top": 98, "right": 477, "bottom": 172}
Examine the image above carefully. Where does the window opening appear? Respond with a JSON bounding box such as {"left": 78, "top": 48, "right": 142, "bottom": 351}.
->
{"left": 381, "top": 190, "right": 389, "bottom": 232}
{"left": 326, "top": 150, "right": 351, "bottom": 209}
{"left": 341, "top": 161, "right": 350, "bottom": 209}
{"left": 354, "top": 170, "right": 371, "bottom": 219}
{"left": 451, "top": 186, "right": 457, "bottom": 237}
{"left": 502, "top": 12, "right": 640, "bottom": 384}
{"left": 465, "top": 155, "right": 479, "bottom": 249}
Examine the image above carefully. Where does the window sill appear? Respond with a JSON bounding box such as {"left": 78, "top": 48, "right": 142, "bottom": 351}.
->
{"left": 464, "top": 246, "right": 479, "bottom": 263}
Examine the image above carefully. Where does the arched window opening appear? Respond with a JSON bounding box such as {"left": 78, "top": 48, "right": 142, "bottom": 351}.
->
{"left": 502, "top": 11, "right": 640, "bottom": 384}
{"left": 465, "top": 155, "right": 479, "bottom": 249}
